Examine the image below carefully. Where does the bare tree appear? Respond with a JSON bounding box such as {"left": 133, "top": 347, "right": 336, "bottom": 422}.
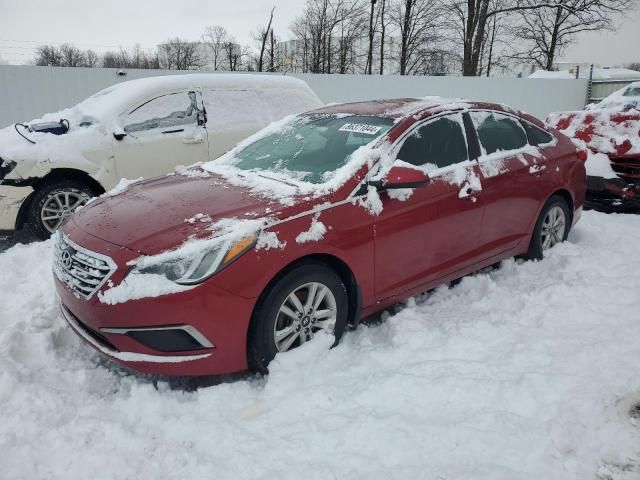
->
{"left": 159, "top": 38, "right": 203, "bottom": 70}
{"left": 255, "top": 6, "right": 276, "bottom": 72}
{"left": 513, "top": 0, "right": 632, "bottom": 70}
{"left": 390, "top": 0, "right": 443, "bottom": 75}
{"left": 379, "top": 0, "right": 387, "bottom": 74}
{"left": 34, "top": 45, "right": 63, "bottom": 66}
{"left": 223, "top": 38, "right": 242, "bottom": 71}
{"left": 443, "top": 0, "right": 611, "bottom": 76}
{"left": 202, "top": 25, "right": 228, "bottom": 70}
{"left": 292, "top": 0, "right": 368, "bottom": 74}
{"left": 84, "top": 49, "right": 99, "bottom": 68}
{"left": 366, "top": 0, "right": 376, "bottom": 74}
{"left": 58, "top": 44, "right": 85, "bottom": 67}
{"left": 625, "top": 62, "right": 640, "bottom": 72}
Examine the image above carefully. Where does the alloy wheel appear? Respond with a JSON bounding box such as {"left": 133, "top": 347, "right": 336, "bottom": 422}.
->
{"left": 273, "top": 282, "right": 337, "bottom": 352}
{"left": 540, "top": 205, "right": 566, "bottom": 250}
{"left": 41, "top": 191, "right": 90, "bottom": 233}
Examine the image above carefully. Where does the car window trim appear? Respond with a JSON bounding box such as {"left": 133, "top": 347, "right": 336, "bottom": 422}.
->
{"left": 348, "top": 111, "right": 476, "bottom": 198}
{"left": 468, "top": 109, "right": 534, "bottom": 162}
{"left": 518, "top": 118, "right": 557, "bottom": 148}
{"left": 121, "top": 89, "right": 202, "bottom": 135}
{"left": 389, "top": 111, "right": 476, "bottom": 178}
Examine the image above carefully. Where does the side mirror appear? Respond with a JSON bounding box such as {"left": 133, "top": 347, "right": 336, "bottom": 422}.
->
{"left": 113, "top": 132, "right": 127, "bottom": 141}
{"left": 369, "top": 164, "right": 430, "bottom": 190}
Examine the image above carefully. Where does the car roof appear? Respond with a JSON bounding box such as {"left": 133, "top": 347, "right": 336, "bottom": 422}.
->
{"left": 305, "top": 97, "right": 541, "bottom": 127}
{"left": 73, "top": 74, "right": 318, "bottom": 120}
{"left": 307, "top": 97, "right": 458, "bottom": 119}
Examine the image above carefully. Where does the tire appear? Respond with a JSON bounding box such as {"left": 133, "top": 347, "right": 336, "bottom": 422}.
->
{"left": 27, "top": 180, "right": 94, "bottom": 239}
{"left": 248, "top": 261, "right": 349, "bottom": 373}
{"left": 523, "top": 195, "right": 571, "bottom": 260}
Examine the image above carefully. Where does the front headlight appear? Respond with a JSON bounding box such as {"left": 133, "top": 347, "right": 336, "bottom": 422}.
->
{"left": 134, "top": 234, "right": 257, "bottom": 285}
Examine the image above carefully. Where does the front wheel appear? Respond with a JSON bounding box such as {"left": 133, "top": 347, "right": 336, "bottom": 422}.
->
{"left": 523, "top": 195, "right": 571, "bottom": 260}
{"left": 248, "top": 261, "right": 349, "bottom": 373}
{"left": 27, "top": 180, "right": 94, "bottom": 239}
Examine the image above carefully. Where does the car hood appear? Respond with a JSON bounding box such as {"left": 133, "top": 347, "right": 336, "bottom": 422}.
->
{"left": 70, "top": 173, "right": 321, "bottom": 255}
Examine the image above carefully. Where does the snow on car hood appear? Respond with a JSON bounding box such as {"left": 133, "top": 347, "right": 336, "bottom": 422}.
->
{"left": 0, "top": 122, "right": 110, "bottom": 173}
{"left": 546, "top": 109, "right": 640, "bottom": 157}
{"left": 69, "top": 172, "right": 320, "bottom": 255}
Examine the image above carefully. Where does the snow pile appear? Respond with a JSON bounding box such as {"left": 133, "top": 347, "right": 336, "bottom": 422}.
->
{"left": 256, "top": 231, "right": 286, "bottom": 250}
{"left": 105, "top": 177, "right": 144, "bottom": 197}
{"left": 3, "top": 211, "right": 640, "bottom": 478}
{"left": 1, "top": 211, "right": 640, "bottom": 479}
{"left": 586, "top": 151, "right": 619, "bottom": 179}
{"left": 98, "top": 273, "right": 195, "bottom": 306}
{"left": 295, "top": 214, "right": 327, "bottom": 244}
{"left": 547, "top": 109, "right": 640, "bottom": 157}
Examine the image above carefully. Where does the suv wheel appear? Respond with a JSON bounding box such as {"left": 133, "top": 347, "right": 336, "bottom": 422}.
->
{"left": 28, "top": 180, "right": 94, "bottom": 239}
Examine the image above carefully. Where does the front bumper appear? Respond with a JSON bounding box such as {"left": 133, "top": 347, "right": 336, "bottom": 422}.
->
{"left": 54, "top": 223, "right": 258, "bottom": 377}
{"left": 585, "top": 175, "right": 640, "bottom": 212}
{"left": 0, "top": 184, "right": 32, "bottom": 230}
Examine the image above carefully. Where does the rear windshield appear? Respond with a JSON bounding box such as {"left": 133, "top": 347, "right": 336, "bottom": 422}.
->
{"left": 232, "top": 115, "right": 394, "bottom": 184}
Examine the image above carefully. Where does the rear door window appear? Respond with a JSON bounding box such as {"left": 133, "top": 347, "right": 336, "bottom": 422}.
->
{"left": 470, "top": 111, "right": 527, "bottom": 155}
{"left": 521, "top": 121, "right": 554, "bottom": 146}
{"left": 396, "top": 114, "right": 468, "bottom": 170}
{"left": 124, "top": 92, "right": 199, "bottom": 134}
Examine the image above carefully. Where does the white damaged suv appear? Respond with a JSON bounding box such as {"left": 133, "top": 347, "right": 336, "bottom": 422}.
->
{"left": 0, "top": 74, "right": 322, "bottom": 238}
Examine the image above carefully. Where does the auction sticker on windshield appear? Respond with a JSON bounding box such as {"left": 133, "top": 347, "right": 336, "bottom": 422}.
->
{"left": 339, "top": 123, "right": 382, "bottom": 135}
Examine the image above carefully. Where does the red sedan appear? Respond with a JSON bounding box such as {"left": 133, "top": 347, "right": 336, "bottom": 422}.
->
{"left": 54, "top": 98, "right": 586, "bottom": 376}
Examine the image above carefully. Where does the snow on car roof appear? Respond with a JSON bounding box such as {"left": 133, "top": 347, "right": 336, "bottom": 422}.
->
{"left": 307, "top": 97, "right": 467, "bottom": 119}
{"left": 71, "top": 73, "right": 316, "bottom": 121}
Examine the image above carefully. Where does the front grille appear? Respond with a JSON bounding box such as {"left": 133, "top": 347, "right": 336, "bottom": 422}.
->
{"left": 53, "top": 232, "right": 116, "bottom": 299}
{"left": 610, "top": 157, "right": 640, "bottom": 183}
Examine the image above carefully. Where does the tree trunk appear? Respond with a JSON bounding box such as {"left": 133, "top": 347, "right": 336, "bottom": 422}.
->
{"left": 366, "top": 0, "right": 376, "bottom": 75}
{"left": 400, "top": 0, "right": 413, "bottom": 75}
{"left": 379, "top": 0, "right": 386, "bottom": 75}
{"left": 258, "top": 6, "right": 275, "bottom": 72}
{"left": 486, "top": 15, "right": 497, "bottom": 77}
{"left": 546, "top": 2, "right": 564, "bottom": 70}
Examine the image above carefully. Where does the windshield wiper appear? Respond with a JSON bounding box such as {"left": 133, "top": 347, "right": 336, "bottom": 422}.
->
{"left": 255, "top": 173, "right": 299, "bottom": 188}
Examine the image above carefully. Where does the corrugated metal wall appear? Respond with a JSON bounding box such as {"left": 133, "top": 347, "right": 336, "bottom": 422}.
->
{"left": 0, "top": 65, "right": 589, "bottom": 128}
{"left": 589, "top": 80, "right": 639, "bottom": 103}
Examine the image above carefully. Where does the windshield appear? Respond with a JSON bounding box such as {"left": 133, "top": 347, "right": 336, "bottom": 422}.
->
{"left": 231, "top": 115, "right": 394, "bottom": 184}
{"left": 623, "top": 86, "right": 640, "bottom": 97}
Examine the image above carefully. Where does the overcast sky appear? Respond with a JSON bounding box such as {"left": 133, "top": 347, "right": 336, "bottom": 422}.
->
{"left": 0, "top": 0, "right": 638, "bottom": 68}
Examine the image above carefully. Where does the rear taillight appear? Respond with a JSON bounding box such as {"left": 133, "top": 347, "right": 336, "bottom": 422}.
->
{"left": 576, "top": 150, "right": 588, "bottom": 162}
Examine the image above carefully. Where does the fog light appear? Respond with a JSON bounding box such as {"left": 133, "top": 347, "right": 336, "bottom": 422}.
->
{"left": 101, "top": 325, "right": 214, "bottom": 353}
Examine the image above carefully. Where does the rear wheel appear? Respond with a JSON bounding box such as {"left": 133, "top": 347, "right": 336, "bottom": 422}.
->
{"left": 248, "top": 261, "right": 349, "bottom": 373}
{"left": 28, "top": 180, "right": 94, "bottom": 239}
{"left": 523, "top": 195, "right": 570, "bottom": 260}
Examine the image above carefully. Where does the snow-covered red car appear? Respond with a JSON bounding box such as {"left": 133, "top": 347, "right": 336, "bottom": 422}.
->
{"left": 546, "top": 81, "right": 640, "bottom": 211}
{"left": 54, "top": 98, "right": 586, "bottom": 377}
{"left": 0, "top": 74, "right": 321, "bottom": 238}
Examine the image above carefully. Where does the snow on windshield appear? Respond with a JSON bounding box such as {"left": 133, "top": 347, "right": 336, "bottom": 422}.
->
{"left": 200, "top": 114, "right": 392, "bottom": 204}
{"left": 212, "top": 114, "right": 393, "bottom": 184}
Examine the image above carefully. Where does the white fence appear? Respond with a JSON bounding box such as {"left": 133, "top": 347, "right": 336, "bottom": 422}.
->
{"left": 0, "top": 65, "right": 589, "bottom": 128}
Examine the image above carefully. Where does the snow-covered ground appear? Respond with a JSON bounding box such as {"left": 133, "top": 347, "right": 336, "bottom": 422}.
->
{"left": 1, "top": 211, "right": 640, "bottom": 480}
